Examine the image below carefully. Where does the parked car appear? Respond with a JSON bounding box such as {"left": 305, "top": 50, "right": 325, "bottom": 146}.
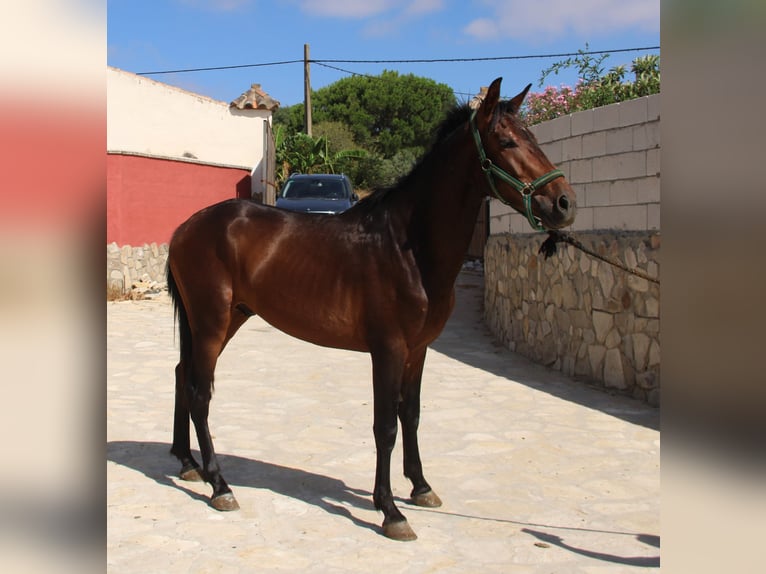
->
{"left": 275, "top": 173, "right": 358, "bottom": 215}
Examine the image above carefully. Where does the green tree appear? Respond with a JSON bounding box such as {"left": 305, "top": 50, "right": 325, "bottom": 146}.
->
{"left": 376, "top": 148, "right": 421, "bottom": 188}
{"left": 313, "top": 121, "right": 358, "bottom": 154}
{"left": 272, "top": 104, "right": 304, "bottom": 134}
{"left": 272, "top": 71, "right": 456, "bottom": 189}
{"left": 311, "top": 70, "right": 455, "bottom": 159}
{"left": 275, "top": 71, "right": 455, "bottom": 160}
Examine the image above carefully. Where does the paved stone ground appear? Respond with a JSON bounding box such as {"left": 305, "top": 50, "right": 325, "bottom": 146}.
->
{"left": 107, "top": 272, "right": 659, "bottom": 573}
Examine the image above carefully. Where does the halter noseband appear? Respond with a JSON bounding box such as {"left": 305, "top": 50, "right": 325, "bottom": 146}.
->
{"left": 470, "top": 110, "right": 564, "bottom": 232}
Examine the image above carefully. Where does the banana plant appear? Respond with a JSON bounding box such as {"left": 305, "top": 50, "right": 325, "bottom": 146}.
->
{"left": 275, "top": 128, "right": 367, "bottom": 187}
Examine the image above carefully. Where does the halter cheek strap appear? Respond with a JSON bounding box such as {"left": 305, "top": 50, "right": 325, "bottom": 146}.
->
{"left": 470, "top": 110, "right": 564, "bottom": 232}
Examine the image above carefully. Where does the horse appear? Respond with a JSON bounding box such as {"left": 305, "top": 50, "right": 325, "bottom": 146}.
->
{"left": 166, "top": 78, "right": 576, "bottom": 541}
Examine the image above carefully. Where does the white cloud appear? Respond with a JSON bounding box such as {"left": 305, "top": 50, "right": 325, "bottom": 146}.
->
{"left": 177, "top": 0, "right": 255, "bottom": 11}
{"left": 357, "top": 0, "right": 444, "bottom": 37}
{"left": 296, "top": 0, "right": 443, "bottom": 22}
{"left": 210, "top": 0, "right": 252, "bottom": 9}
{"left": 298, "top": 0, "right": 394, "bottom": 19}
{"left": 362, "top": 19, "right": 400, "bottom": 38}
{"left": 464, "top": 0, "right": 659, "bottom": 41}
{"left": 463, "top": 18, "right": 500, "bottom": 40}
{"left": 405, "top": 0, "right": 444, "bottom": 17}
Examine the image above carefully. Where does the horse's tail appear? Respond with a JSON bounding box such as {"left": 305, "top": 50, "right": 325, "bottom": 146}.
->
{"left": 166, "top": 261, "right": 192, "bottom": 366}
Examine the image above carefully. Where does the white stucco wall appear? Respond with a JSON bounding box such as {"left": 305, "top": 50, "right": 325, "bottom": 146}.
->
{"left": 107, "top": 67, "right": 271, "bottom": 182}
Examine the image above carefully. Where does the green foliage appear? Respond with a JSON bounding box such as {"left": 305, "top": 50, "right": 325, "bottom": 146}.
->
{"left": 273, "top": 125, "right": 367, "bottom": 188}
{"left": 311, "top": 70, "right": 455, "bottom": 159}
{"left": 631, "top": 54, "right": 661, "bottom": 95}
{"left": 345, "top": 155, "right": 386, "bottom": 191}
{"left": 272, "top": 71, "right": 456, "bottom": 190}
{"left": 376, "top": 148, "right": 421, "bottom": 188}
{"left": 524, "top": 46, "right": 660, "bottom": 125}
{"left": 271, "top": 104, "right": 304, "bottom": 134}
{"left": 312, "top": 121, "right": 358, "bottom": 154}
{"left": 539, "top": 44, "right": 610, "bottom": 87}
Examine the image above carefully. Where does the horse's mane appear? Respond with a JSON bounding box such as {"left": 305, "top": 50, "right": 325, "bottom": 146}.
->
{"left": 351, "top": 103, "right": 474, "bottom": 214}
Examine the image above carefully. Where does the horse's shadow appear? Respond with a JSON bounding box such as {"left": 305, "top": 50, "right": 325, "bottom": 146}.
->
{"left": 109, "top": 441, "right": 660, "bottom": 565}
{"left": 106, "top": 440, "right": 380, "bottom": 533}
{"left": 522, "top": 528, "right": 660, "bottom": 568}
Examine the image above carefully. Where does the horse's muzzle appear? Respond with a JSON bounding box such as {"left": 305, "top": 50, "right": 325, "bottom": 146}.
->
{"left": 541, "top": 189, "right": 576, "bottom": 229}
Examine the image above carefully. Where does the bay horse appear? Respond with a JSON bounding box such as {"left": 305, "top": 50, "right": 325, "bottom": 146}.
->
{"left": 166, "top": 78, "right": 576, "bottom": 541}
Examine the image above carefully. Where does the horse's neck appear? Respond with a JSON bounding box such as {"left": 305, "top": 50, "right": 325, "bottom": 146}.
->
{"left": 400, "top": 136, "right": 485, "bottom": 291}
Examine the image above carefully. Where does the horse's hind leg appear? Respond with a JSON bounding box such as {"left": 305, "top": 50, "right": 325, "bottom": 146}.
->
{"left": 171, "top": 360, "right": 203, "bottom": 482}
{"left": 184, "top": 303, "right": 253, "bottom": 511}
{"left": 399, "top": 347, "right": 442, "bottom": 508}
{"left": 186, "top": 329, "right": 240, "bottom": 511}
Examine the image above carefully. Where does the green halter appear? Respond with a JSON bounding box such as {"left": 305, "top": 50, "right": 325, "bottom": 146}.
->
{"left": 470, "top": 110, "right": 564, "bottom": 232}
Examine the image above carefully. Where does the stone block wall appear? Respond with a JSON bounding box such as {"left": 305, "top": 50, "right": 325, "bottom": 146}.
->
{"left": 484, "top": 232, "right": 660, "bottom": 405}
{"left": 107, "top": 242, "right": 168, "bottom": 294}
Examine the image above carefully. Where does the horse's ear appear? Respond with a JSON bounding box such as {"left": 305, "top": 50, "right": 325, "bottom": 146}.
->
{"left": 508, "top": 83, "right": 532, "bottom": 114}
{"left": 477, "top": 77, "right": 502, "bottom": 124}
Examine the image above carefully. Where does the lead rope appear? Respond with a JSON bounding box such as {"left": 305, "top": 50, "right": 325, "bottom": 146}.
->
{"left": 539, "top": 230, "right": 660, "bottom": 285}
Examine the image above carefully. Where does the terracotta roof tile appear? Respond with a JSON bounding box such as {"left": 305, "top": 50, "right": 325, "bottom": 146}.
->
{"left": 230, "top": 83, "right": 280, "bottom": 111}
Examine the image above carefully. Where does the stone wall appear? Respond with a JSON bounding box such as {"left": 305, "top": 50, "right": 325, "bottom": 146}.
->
{"left": 484, "top": 232, "right": 660, "bottom": 405}
{"left": 107, "top": 242, "right": 168, "bottom": 295}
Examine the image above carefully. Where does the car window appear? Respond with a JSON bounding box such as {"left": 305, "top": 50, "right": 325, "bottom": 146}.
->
{"left": 283, "top": 179, "right": 347, "bottom": 199}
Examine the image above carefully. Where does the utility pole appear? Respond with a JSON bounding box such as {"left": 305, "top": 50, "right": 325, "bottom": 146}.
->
{"left": 304, "top": 43, "right": 312, "bottom": 136}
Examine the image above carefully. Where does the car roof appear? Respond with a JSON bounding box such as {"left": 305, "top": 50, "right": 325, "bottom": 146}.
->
{"left": 287, "top": 173, "right": 348, "bottom": 181}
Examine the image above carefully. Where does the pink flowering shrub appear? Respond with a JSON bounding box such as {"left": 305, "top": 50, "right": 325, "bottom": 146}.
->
{"left": 523, "top": 83, "right": 584, "bottom": 125}
{"left": 522, "top": 51, "right": 660, "bottom": 126}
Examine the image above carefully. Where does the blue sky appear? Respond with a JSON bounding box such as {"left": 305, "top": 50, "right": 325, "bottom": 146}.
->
{"left": 107, "top": 0, "right": 659, "bottom": 107}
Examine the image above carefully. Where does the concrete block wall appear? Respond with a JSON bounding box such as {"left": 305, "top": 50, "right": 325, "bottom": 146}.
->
{"left": 490, "top": 94, "right": 660, "bottom": 234}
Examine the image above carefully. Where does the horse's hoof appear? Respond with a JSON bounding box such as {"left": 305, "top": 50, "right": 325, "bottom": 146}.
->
{"left": 179, "top": 467, "right": 204, "bottom": 482}
{"left": 412, "top": 489, "right": 442, "bottom": 508}
{"left": 382, "top": 519, "right": 417, "bottom": 541}
{"left": 211, "top": 493, "right": 240, "bottom": 511}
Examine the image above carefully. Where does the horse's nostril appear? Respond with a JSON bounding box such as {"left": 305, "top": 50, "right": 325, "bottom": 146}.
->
{"left": 558, "top": 195, "right": 570, "bottom": 212}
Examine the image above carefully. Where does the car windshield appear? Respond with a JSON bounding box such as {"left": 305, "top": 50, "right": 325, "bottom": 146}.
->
{"left": 281, "top": 179, "right": 347, "bottom": 200}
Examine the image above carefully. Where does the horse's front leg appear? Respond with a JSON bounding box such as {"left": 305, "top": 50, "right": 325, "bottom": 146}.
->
{"left": 399, "top": 346, "right": 442, "bottom": 508}
{"left": 371, "top": 344, "right": 417, "bottom": 541}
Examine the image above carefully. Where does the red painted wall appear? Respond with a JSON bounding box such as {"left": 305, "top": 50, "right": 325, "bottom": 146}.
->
{"left": 107, "top": 153, "right": 251, "bottom": 245}
{"left": 1, "top": 107, "right": 102, "bottom": 233}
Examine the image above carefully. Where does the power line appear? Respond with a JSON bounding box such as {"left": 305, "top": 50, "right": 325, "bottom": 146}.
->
{"left": 136, "top": 46, "right": 660, "bottom": 76}
{"left": 313, "top": 62, "right": 375, "bottom": 79}
{"left": 314, "top": 46, "right": 660, "bottom": 65}
{"left": 137, "top": 59, "right": 303, "bottom": 76}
